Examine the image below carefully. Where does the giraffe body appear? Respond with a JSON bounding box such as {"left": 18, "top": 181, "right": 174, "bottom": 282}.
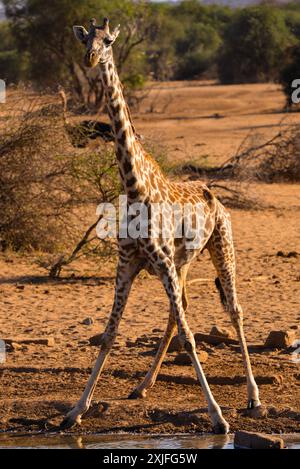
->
{"left": 61, "top": 18, "right": 262, "bottom": 433}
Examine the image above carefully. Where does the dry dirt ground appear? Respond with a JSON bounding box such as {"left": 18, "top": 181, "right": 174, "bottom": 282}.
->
{"left": 0, "top": 82, "right": 299, "bottom": 435}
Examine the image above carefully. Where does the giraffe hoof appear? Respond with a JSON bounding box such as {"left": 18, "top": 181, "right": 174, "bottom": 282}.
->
{"left": 128, "top": 388, "right": 147, "bottom": 400}
{"left": 245, "top": 403, "right": 267, "bottom": 419}
{"left": 59, "top": 414, "right": 82, "bottom": 430}
{"left": 212, "top": 420, "right": 230, "bottom": 435}
{"left": 247, "top": 399, "right": 261, "bottom": 409}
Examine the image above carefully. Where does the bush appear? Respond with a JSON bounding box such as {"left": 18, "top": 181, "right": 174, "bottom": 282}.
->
{"left": 219, "top": 126, "right": 300, "bottom": 182}
{"left": 0, "top": 90, "right": 120, "bottom": 256}
{"left": 3, "top": 0, "right": 154, "bottom": 108}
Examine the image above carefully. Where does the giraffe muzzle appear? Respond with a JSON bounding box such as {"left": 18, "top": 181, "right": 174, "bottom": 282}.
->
{"left": 84, "top": 51, "right": 99, "bottom": 68}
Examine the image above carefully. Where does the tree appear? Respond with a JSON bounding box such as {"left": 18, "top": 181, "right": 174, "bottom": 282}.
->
{"left": 217, "top": 5, "right": 292, "bottom": 84}
{"left": 175, "top": 22, "right": 221, "bottom": 80}
{"left": 171, "top": 0, "right": 232, "bottom": 80}
{"left": 3, "top": 0, "right": 153, "bottom": 108}
{"left": 0, "top": 21, "right": 28, "bottom": 83}
{"left": 145, "top": 3, "right": 183, "bottom": 81}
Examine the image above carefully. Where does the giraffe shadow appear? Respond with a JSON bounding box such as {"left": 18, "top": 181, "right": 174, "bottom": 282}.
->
{"left": 0, "top": 274, "right": 114, "bottom": 286}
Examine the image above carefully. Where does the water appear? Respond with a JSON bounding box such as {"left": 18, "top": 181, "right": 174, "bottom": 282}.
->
{"left": 0, "top": 433, "right": 299, "bottom": 449}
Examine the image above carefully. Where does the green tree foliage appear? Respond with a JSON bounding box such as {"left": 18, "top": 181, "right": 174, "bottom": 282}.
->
{"left": 3, "top": 0, "right": 154, "bottom": 106}
{"left": 1, "top": 0, "right": 300, "bottom": 90}
{"left": 218, "top": 5, "right": 293, "bottom": 84}
{"left": 284, "top": 9, "right": 300, "bottom": 40}
{"left": 146, "top": 4, "right": 182, "bottom": 81}
{"left": 0, "top": 21, "right": 28, "bottom": 83}
{"left": 175, "top": 22, "right": 221, "bottom": 79}
{"left": 170, "top": 0, "right": 232, "bottom": 79}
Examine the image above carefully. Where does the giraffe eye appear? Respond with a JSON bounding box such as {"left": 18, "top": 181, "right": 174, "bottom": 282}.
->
{"left": 104, "top": 37, "right": 113, "bottom": 46}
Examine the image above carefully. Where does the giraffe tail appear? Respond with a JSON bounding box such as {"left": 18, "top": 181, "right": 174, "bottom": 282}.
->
{"left": 215, "top": 277, "right": 227, "bottom": 307}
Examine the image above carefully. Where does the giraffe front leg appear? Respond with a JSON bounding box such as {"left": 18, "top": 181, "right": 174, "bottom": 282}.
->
{"left": 174, "top": 312, "right": 230, "bottom": 434}
{"left": 60, "top": 340, "right": 111, "bottom": 429}
{"left": 59, "top": 257, "right": 141, "bottom": 429}
{"left": 128, "top": 265, "right": 189, "bottom": 399}
{"left": 155, "top": 255, "right": 229, "bottom": 434}
{"left": 165, "top": 270, "right": 229, "bottom": 433}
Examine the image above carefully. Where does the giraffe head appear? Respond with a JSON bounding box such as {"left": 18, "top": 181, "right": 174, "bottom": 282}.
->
{"left": 73, "top": 18, "right": 120, "bottom": 68}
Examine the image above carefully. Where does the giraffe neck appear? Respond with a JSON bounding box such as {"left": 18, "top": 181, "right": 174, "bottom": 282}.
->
{"left": 99, "top": 57, "right": 147, "bottom": 200}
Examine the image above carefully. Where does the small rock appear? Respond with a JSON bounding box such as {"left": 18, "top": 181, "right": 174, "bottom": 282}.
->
{"left": 10, "top": 342, "right": 22, "bottom": 351}
{"left": 16, "top": 285, "right": 25, "bottom": 290}
{"left": 265, "top": 330, "right": 296, "bottom": 349}
{"left": 194, "top": 332, "right": 238, "bottom": 346}
{"left": 290, "top": 325, "right": 298, "bottom": 330}
{"left": 4, "top": 337, "right": 55, "bottom": 347}
{"left": 210, "top": 326, "right": 235, "bottom": 339}
{"left": 198, "top": 350, "right": 208, "bottom": 363}
{"left": 89, "top": 333, "right": 103, "bottom": 346}
{"left": 82, "top": 317, "right": 94, "bottom": 326}
{"left": 234, "top": 431, "right": 284, "bottom": 449}
{"left": 168, "top": 331, "right": 238, "bottom": 352}
{"left": 174, "top": 351, "right": 208, "bottom": 366}
{"left": 43, "top": 337, "right": 55, "bottom": 347}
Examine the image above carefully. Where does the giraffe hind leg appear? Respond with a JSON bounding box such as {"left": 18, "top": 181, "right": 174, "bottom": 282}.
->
{"left": 208, "top": 210, "right": 262, "bottom": 412}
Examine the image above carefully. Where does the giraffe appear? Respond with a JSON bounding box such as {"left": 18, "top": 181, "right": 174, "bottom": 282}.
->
{"left": 60, "top": 17, "right": 263, "bottom": 434}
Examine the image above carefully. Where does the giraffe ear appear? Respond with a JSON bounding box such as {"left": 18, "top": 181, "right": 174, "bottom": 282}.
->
{"left": 73, "top": 26, "right": 88, "bottom": 44}
{"left": 110, "top": 24, "right": 121, "bottom": 42}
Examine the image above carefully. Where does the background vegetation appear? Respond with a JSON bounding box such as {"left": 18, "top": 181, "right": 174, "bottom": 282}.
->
{"left": 1, "top": 0, "right": 300, "bottom": 106}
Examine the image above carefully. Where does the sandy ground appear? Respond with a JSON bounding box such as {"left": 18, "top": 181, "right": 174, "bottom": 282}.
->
{"left": 137, "top": 81, "right": 300, "bottom": 166}
{"left": 0, "top": 82, "right": 299, "bottom": 435}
